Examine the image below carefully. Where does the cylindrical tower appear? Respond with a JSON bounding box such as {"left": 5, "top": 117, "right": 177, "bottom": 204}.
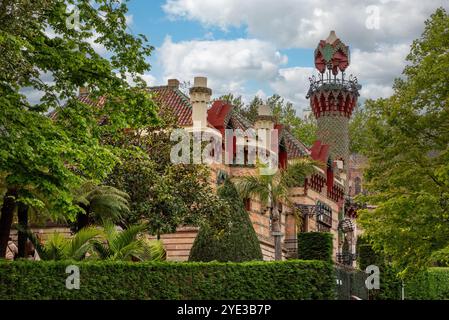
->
{"left": 306, "top": 31, "right": 361, "bottom": 175}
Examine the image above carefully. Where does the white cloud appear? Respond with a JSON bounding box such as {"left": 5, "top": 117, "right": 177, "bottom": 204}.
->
{"left": 159, "top": 0, "right": 447, "bottom": 111}
{"left": 269, "top": 67, "right": 314, "bottom": 111}
{"left": 157, "top": 36, "right": 288, "bottom": 96}
{"left": 163, "top": 0, "right": 447, "bottom": 50}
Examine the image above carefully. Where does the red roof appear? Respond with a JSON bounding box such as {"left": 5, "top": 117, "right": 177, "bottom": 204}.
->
{"left": 148, "top": 86, "right": 193, "bottom": 126}
{"left": 207, "top": 101, "right": 232, "bottom": 129}
{"left": 72, "top": 85, "right": 311, "bottom": 160}
{"left": 310, "top": 140, "right": 330, "bottom": 163}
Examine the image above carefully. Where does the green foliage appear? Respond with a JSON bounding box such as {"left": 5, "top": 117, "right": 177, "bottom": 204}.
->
{"left": 357, "top": 236, "right": 384, "bottom": 270}
{"left": 26, "top": 227, "right": 101, "bottom": 261}
{"left": 405, "top": 268, "right": 449, "bottom": 300}
{"left": 73, "top": 181, "right": 130, "bottom": 227}
{"left": 91, "top": 222, "right": 165, "bottom": 262}
{"left": 0, "top": 0, "right": 159, "bottom": 255}
{"left": 356, "top": 236, "right": 402, "bottom": 300}
{"left": 217, "top": 93, "right": 317, "bottom": 146}
{"left": 189, "top": 180, "right": 263, "bottom": 262}
{"left": 357, "top": 8, "right": 449, "bottom": 275}
{"left": 0, "top": 260, "right": 335, "bottom": 300}
{"left": 106, "top": 124, "right": 230, "bottom": 237}
{"left": 297, "top": 232, "right": 333, "bottom": 262}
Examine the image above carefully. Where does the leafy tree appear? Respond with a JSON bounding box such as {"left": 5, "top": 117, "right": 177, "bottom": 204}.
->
{"left": 0, "top": 0, "right": 158, "bottom": 256}
{"left": 189, "top": 179, "right": 263, "bottom": 262}
{"left": 357, "top": 8, "right": 449, "bottom": 276}
{"left": 106, "top": 113, "right": 230, "bottom": 238}
{"left": 235, "top": 159, "right": 316, "bottom": 260}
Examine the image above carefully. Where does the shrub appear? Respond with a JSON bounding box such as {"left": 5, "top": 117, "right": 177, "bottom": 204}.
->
{"left": 356, "top": 236, "right": 401, "bottom": 300}
{"left": 0, "top": 260, "right": 335, "bottom": 300}
{"left": 189, "top": 179, "right": 262, "bottom": 262}
{"left": 297, "top": 232, "right": 333, "bottom": 262}
{"left": 405, "top": 268, "right": 449, "bottom": 300}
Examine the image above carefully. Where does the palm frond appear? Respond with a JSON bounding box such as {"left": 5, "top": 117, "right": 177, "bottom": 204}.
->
{"left": 66, "top": 227, "right": 102, "bottom": 260}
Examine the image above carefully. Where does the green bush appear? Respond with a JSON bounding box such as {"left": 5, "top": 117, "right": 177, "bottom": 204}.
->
{"left": 356, "top": 236, "right": 401, "bottom": 300}
{"left": 297, "top": 232, "right": 333, "bottom": 262}
{"left": 189, "top": 179, "right": 263, "bottom": 262}
{"left": 357, "top": 236, "right": 384, "bottom": 270}
{"left": 405, "top": 268, "right": 449, "bottom": 300}
{"left": 0, "top": 260, "right": 335, "bottom": 300}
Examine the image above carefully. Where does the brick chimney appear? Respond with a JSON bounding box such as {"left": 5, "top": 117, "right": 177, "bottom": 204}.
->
{"left": 167, "top": 78, "right": 180, "bottom": 89}
{"left": 189, "top": 76, "right": 211, "bottom": 127}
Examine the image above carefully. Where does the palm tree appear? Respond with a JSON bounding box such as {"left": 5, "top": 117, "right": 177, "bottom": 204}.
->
{"left": 73, "top": 181, "right": 130, "bottom": 231}
{"left": 91, "top": 222, "right": 166, "bottom": 261}
{"left": 26, "top": 226, "right": 101, "bottom": 261}
{"left": 235, "top": 158, "right": 316, "bottom": 260}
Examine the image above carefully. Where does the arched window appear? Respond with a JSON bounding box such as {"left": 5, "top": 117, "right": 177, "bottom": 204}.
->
{"left": 354, "top": 177, "right": 362, "bottom": 195}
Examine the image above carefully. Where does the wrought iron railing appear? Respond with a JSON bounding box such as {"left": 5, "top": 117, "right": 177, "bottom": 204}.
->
{"left": 306, "top": 73, "right": 361, "bottom": 98}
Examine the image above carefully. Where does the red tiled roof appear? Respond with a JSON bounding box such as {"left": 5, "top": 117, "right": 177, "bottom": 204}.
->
{"left": 275, "top": 124, "right": 310, "bottom": 159}
{"left": 148, "top": 86, "right": 193, "bottom": 126}
{"left": 70, "top": 86, "right": 311, "bottom": 160}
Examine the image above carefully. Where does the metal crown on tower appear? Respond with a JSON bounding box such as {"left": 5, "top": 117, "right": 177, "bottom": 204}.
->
{"left": 306, "top": 30, "right": 361, "bottom": 119}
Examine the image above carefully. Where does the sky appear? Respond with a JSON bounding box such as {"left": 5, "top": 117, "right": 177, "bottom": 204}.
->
{"left": 28, "top": 0, "right": 449, "bottom": 114}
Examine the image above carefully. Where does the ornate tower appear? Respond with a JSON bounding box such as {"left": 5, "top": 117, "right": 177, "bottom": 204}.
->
{"left": 306, "top": 31, "right": 361, "bottom": 178}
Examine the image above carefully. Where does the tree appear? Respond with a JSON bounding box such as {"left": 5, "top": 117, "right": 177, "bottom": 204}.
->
{"left": 357, "top": 8, "right": 449, "bottom": 276}
{"left": 189, "top": 179, "right": 263, "bottom": 262}
{"left": 72, "top": 181, "right": 130, "bottom": 232}
{"left": 0, "top": 0, "right": 158, "bottom": 256}
{"left": 26, "top": 226, "right": 101, "bottom": 261}
{"left": 235, "top": 159, "right": 316, "bottom": 260}
{"left": 269, "top": 94, "right": 317, "bottom": 147}
{"left": 105, "top": 112, "right": 230, "bottom": 238}
{"left": 217, "top": 93, "right": 317, "bottom": 146}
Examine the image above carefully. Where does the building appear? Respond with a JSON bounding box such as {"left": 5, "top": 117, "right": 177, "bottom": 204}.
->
{"left": 150, "top": 31, "right": 362, "bottom": 263}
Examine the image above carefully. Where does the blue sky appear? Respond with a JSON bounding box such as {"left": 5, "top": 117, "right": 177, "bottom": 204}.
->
{"left": 119, "top": 1, "right": 448, "bottom": 113}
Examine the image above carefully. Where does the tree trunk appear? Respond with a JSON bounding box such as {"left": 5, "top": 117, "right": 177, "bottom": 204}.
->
{"left": 0, "top": 189, "right": 17, "bottom": 258}
{"left": 272, "top": 203, "right": 282, "bottom": 261}
{"left": 17, "top": 203, "right": 28, "bottom": 258}
{"left": 76, "top": 204, "right": 89, "bottom": 232}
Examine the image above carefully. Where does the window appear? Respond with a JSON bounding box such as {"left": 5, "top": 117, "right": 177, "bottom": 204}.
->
{"left": 354, "top": 177, "right": 362, "bottom": 195}
{"left": 316, "top": 201, "right": 332, "bottom": 229}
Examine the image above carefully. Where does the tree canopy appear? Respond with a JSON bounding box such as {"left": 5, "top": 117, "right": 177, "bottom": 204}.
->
{"left": 0, "top": 0, "right": 159, "bottom": 256}
{"left": 357, "top": 8, "right": 449, "bottom": 276}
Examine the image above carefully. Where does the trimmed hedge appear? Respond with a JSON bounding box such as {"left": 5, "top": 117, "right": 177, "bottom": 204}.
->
{"left": 405, "top": 268, "right": 449, "bottom": 300}
{"left": 0, "top": 260, "right": 335, "bottom": 300}
{"left": 297, "top": 232, "right": 333, "bottom": 262}
{"left": 189, "top": 180, "right": 263, "bottom": 262}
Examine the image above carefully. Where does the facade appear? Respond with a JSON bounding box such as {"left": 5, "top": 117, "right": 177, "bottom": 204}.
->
{"left": 150, "top": 31, "right": 363, "bottom": 263}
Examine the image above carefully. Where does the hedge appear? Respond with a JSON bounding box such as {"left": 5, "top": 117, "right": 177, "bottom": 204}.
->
{"left": 405, "top": 268, "right": 449, "bottom": 300}
{"left": 0, "top": 260, "right": 335, "bottom": 300}
{"left": 356, "top": 236, "right": 401, "bottom": 300}
{"left": 189, "top": 180, "right": 263, "bottom": 262}
{"left": 297, "top": 232, "right": 333, "bottom": 262}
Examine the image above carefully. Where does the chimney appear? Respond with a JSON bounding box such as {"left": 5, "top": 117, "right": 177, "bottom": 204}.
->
{"left": 167, "top": 78, "right": 180, "bottom": 89}
{"left": 189, "top": 76, "right": 211, "bottom": 127}
{"left": 79, "top": 86, "right": 89, "bottom": 97}
{"left": 254, "top": 104, "right": 274, "bottom": 130}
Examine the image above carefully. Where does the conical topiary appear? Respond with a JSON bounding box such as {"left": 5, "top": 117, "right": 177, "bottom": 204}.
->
{"left": 189, "top": 179, "right": 263, "bottom": 262}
